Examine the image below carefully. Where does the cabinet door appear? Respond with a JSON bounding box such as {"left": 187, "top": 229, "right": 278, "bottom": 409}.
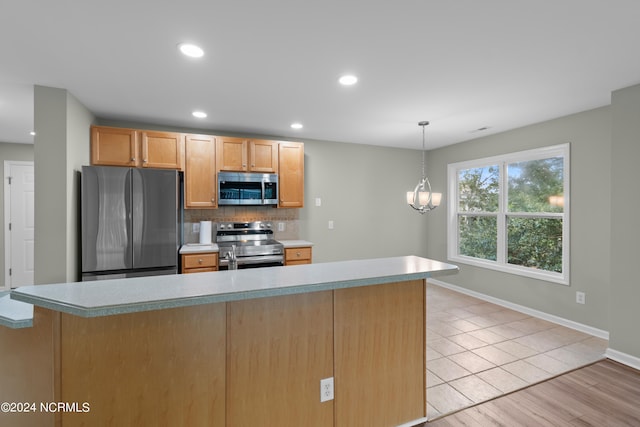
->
{"left": 278, "top": 142, "right": 304, "bottom": 208}
{"left": 141, "top": 131, "right": 184, "bottom": 169}
{"left": 91, "top": 126, "right": 138, "bottom": 166}
{"left": 185, "top": 135, "right": 217, "bottom": 209}
{"left": 249, "top": 140, "right": 278, "bottom": 173}
{"left": 181, "top": 253, "right": 218, "bottom": 273}
{"left": 285, "top": 247, "right": 312, "bottom": 265}
{"left": 216, "top": 136, "right": 248, "bottom": 172}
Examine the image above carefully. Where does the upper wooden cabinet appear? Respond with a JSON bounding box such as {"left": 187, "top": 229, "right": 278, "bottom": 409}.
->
{"left": 278, "top": 141, "right": 304, "bottom": 208}
{"left": 140, "top": 131, "right": 184, "bottom": 169}
{"left": 216, "top": 137, "right": 278, "bottom": 173}
{"left": 250, "top": 139, "right": 279, "bottom": 173}
{"left": 185, "top": 135, "right": 217, "bottom": 209}
{"left": 91, "top": 126, "right": 138, "bottom": 167}
{"left": 91, "top": 126, "right": 184, "bottom": 170}
{"left": 91, "top": 126, "right": 304, "bottom": 210}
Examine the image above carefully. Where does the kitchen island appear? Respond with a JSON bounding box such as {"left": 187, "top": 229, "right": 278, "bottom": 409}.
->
{"left": 2, "top": 256, "right": 457, "bottom": 427}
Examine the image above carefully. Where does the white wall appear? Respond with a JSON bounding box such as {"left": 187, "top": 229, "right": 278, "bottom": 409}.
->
{"left": 610, "top": 83, "right": 640, "bottom": 359}
{"left": 34, "top": 86, "right": 93, "bottom": 285}
{"left": 299, "top": 139, "right": 431, "bottom": 262}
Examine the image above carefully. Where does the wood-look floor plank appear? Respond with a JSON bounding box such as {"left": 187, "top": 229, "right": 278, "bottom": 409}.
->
{"left": 426, "top": 360, "right": 640, "bottom": 427}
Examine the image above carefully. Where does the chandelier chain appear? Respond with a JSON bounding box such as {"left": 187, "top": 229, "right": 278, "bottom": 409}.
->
{"left": 421, "top": 123, "right": 426, "bottom": 179}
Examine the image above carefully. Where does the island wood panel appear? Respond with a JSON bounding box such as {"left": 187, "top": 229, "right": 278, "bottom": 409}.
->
{"left": 227, "top": 291, "right": 334, "bottom": 427}
{"left": 0, "top": 308, "right": 59, "bottom": 427}
{"left": 334, "top": 280, "right": 426, "bottom": 427}
{"left": 58, "top": 304, "right": 226, "bottom": 427}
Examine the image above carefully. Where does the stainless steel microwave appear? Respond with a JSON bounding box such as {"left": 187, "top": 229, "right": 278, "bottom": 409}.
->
{"left": 217, "top": 172, "right": 278, "bottom": 206}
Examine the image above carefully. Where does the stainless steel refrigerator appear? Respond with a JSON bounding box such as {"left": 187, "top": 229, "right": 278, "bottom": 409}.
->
{"left": 81, "top": 166, "right": 181, "bottom": 281}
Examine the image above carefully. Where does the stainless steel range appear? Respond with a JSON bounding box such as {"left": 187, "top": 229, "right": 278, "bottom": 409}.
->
{"left": 216, "top": 221, "right": 284, "bottom": 269}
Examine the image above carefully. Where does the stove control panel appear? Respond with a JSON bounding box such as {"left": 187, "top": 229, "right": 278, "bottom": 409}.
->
{"left": 217, "top": 221, "right": 273, "bottom": 231}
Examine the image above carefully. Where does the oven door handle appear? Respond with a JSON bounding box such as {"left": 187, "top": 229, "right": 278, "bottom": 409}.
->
{"left": 219, "top": 255, "right": 284, "bottom": 266}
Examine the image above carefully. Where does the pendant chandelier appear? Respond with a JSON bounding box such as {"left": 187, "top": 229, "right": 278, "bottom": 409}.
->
{"left": 407, "top": 121, "right": 442, "bottom": 214}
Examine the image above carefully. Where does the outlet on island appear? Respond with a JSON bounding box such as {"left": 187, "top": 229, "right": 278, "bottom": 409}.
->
{"left": 320, "top": 377, "right": 334, "bottom": 402}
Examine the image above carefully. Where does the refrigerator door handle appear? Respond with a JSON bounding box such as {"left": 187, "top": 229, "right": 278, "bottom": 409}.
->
{"left": 125, "top": 168, "right": 134, "bottom": 269}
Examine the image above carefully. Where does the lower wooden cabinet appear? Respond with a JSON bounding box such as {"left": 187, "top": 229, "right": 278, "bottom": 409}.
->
{"left": 285, "top": 246, "right": 312, "bottom": 265}
{"left": 181, "top": 252, "right": 218, "bottom": 273}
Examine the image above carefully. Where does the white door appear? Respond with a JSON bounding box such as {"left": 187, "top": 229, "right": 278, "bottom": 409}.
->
{"left": 4, "top": 161, "right": 35, "bottom": 288}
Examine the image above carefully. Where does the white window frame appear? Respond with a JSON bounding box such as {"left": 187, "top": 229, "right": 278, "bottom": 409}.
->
{"left": 447, "top": 143, "right": 570, "bottom": 285}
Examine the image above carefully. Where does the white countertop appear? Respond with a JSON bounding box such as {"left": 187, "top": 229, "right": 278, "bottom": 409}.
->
{"left": 179, "top": 240, "right": 311, "bottom": 254}
{"left": 179, "top": 243, "right": 219, "bottom": 254}
{"left": 10, "top": 256, "right": 458, "bottom": 319}
{"left": 280, "top": 240, "right": 313, "bottom": 248}
{"left": 0, "top": 292, "right": 33, "bottom": 328}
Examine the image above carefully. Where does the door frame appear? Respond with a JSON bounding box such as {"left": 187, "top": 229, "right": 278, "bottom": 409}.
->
{"left": 4, "top": 160, "right": 35, "bottom": 289}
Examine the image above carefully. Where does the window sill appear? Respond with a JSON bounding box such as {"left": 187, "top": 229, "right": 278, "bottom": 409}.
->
{"left": 448, "top": 254, "right": 569, "bottom": 286}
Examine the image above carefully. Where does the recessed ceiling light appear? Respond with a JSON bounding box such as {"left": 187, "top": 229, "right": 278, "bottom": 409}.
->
{"left": 338, "top": 75, "right": 358, "bottom": 86}
{"left": 29, "top": 131, "right": 36, "bottom": 136}
{"left": 192, "top": 111, "right": 207, "bottom": 119}
{"left": 290, "top": 123, "right": 303, "bottom": 130}
{"left": 178, "top": 43, "right": 204, "bottom": 58}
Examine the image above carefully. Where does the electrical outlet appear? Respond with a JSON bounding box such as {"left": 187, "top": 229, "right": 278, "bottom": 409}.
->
{"left": 277, "top": 222, "right": 285, "bottom": 232}
{"left": 328, "top": 220, "right": 334, "bottom": 230}
{"left": 320, "top": 377, "right": 334, "bottom": 402}
{"left": 192, "top": 223, "right": 200, "bottom": 233}
{"left": 315, "top": 197, "right": 322, "bottom": 207}
{"left": 576, "top": 291, "right": 586, "bottom": 304}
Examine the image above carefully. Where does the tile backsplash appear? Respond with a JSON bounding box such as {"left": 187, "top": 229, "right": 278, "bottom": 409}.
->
{"left": 183, "top": 207, "right": 300, "bottom": 243}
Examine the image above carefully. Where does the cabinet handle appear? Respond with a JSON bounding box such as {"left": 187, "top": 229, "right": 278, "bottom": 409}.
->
{"left": 296, "top": 252, "right": 301, "bottom": 257}
{"left": 198, "top": 258, "right": 203, "bottom": 264}
{"left": 131, "top": 157, "right": 136, "bottom": 161}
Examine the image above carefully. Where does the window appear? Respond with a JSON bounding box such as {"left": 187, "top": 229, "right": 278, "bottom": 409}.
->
{"left": 447, "top": 144, "right": 570, "bottom": 284}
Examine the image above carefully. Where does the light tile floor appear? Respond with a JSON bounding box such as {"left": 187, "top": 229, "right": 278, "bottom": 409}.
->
{"left": 426, "top": 283, "right": 608, "bottom": 420}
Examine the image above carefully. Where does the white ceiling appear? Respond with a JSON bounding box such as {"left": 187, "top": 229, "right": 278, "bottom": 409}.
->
{"left": 2, "top": 0, "right": 640, "bottom": 149}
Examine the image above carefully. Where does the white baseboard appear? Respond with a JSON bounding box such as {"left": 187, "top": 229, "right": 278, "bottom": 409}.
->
{"left": 397, "top": 417, "right": 427, "bottom": 427}
{"left": 605, "top": 348, "right": 640, "bottom": 371}
{"left": 428, "top": 278, "right": 609, "bottom": 340}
